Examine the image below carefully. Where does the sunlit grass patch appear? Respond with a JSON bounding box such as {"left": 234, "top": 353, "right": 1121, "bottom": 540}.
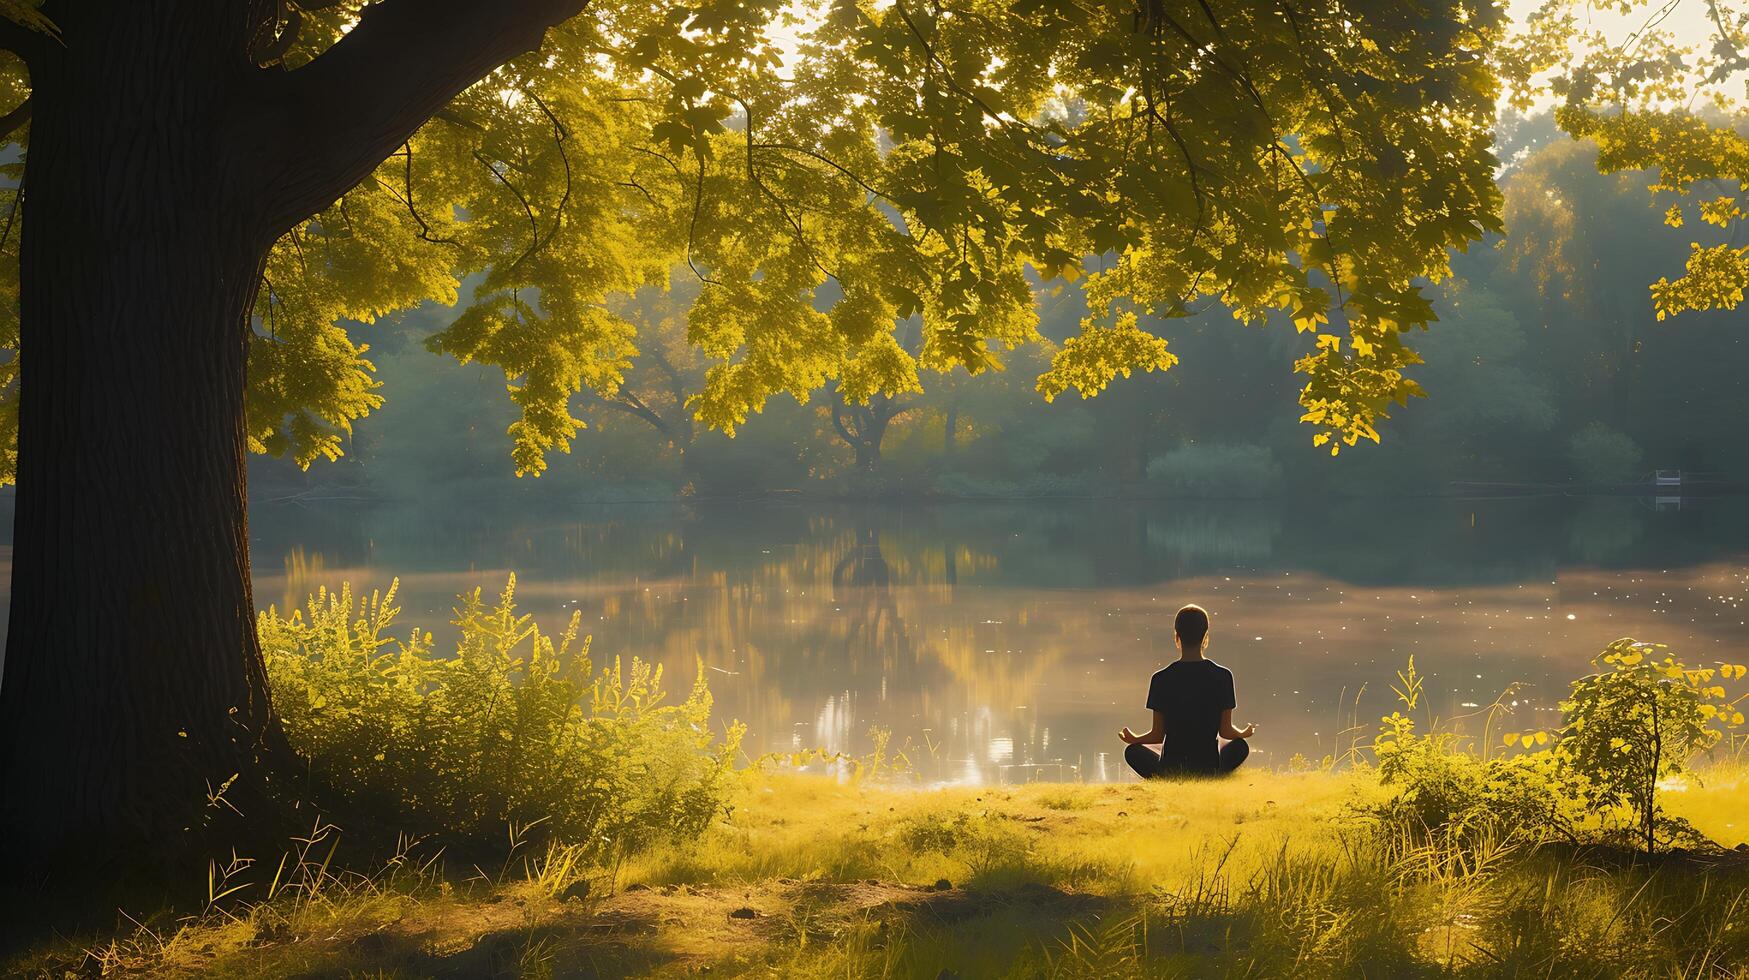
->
{"left": 10, "top": 589, "right": 1749, "bottom": 978}
{"left": 619, "top": 768, "right": 1381, "bottom": 902}
{"left": 1664, "top": 758, "right": 1749, "bottom": 847}
{"left": 10, "top": 766, "right": 1749, "bottom": 977}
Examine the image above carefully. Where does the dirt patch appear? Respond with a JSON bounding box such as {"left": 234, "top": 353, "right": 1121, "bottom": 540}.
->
{"left": 536, "top": 877, "right": 1113, "bottom": 969}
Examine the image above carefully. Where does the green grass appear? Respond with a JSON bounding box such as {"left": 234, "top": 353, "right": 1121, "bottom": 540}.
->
{"left": 10, "top": 763, "right": 1749, "bottom": 978}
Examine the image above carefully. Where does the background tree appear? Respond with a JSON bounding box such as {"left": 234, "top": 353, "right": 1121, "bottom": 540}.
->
{"left": 0, "top": 0, "right": 1506, "bottom": 872}
{"left": 584, "top": 279, "right": 707, "bottom": 470}
{"left": 826, "top": 317, "right": 923, "bottom": 480}
{"left": 1508, "top": 0, "right": 1749, "bottom": 319}
{"left": 829, "top": 384, "right": 917, "bottom": 475}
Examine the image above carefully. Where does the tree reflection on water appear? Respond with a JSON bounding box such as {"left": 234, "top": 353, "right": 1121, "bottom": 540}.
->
{"left": 243, "top": 498, "right": 1749, "bottom": 782}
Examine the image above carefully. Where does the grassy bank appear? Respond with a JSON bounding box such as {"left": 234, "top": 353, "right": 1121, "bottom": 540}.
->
{"left": 12, "top": 585, "right": 1740, "bottom": 977}
{"left": 11, "top": 763, "right": 1749, "bottom": 978}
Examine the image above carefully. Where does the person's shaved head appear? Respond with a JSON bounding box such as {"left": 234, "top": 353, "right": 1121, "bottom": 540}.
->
{"left": 1174, "top": 604, "right": 1210, "bottom": 651}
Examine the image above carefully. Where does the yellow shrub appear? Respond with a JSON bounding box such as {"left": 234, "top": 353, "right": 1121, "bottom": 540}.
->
{"left": 260, "top": 575, "right": 743, "bottom": 860}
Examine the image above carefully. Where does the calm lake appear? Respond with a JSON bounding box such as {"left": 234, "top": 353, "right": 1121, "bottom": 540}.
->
{"left": 6, "top": 495, "right": 1749, "bottom": 783}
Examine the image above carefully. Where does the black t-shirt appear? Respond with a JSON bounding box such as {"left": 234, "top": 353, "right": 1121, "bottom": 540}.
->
{"left": 1145, "top": 659, "right": 1236, "bottom": 772}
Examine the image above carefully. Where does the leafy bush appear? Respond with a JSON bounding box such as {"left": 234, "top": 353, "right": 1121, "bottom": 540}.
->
{"left": 1371, "top": 658, "right": 1576, "bottom": 846}
{"left": 1146, "top": 443, "right": 1283, "bottom": 498}
{"left": 261, "top": 577, "right": 742, "bottom": 859}
{"left": 1566, "top": 422, "right": 1643, "bottom": 484}
{"left": 1373, "top": 643, "right": 1748, "bottom": 856}
{"left": 1555, "top": 638, "right": 1746, "bottom": 853}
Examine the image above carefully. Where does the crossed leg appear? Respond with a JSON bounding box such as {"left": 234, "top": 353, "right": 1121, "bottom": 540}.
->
{"left": 1124, "top": 739, "right": 1249, "bottom": 779}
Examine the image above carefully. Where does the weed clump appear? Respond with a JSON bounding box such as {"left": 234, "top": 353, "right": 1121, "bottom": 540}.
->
{"left": 261, "top": 576, "right": 743, "bottom": 861}
{"left": 1370, "top": 643, "right": 1747, "bottom": 856}
{"left": 1371, "top": 657, "right": 1577, "bottom": 849}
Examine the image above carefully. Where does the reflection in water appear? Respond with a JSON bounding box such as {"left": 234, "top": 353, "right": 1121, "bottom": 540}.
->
{"left": 1147, "top": 503, "right": 1282, "bottom": 564}
{"left": 229, "top": 498, "right": 1749, "bottom": 784}
{"left": 1566, "top": 498, "right": 1645, "bottom": 564}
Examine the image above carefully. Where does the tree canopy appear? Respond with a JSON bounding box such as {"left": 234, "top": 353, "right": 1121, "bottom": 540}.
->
{"left": 1508, "top": 0, "right": 1749, "bottom": 319}
{"left": 294, "top": 119, "right": 1749, "bottom": 503}
{"left": 0, "top": 0, "right": 1512, "bottom": 483}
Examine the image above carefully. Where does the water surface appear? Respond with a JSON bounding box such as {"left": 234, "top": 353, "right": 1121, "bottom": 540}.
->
{"left": 238, "top": 496, "right": 1749, "bottom": 783}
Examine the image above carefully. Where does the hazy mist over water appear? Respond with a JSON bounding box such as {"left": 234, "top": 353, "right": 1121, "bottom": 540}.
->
{"left": 172, "top": 495, "right": 1749, "bottom": 783}
{"left": 0, "top": 494, "right": 1743, "bottom": 781}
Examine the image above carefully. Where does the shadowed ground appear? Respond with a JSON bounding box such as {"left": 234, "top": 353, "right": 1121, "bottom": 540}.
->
{"left": 9, "top": 767, "right": 1749, "bottom": 977}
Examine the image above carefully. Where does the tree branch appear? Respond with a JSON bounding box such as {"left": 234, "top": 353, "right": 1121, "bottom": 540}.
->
{"left": 0, "top": 15, "right": 54, "bottom": 64}
{"left": 0, "top": 97, "right": 28, "bottom": 143}
{"left": 250, "top": 2, "right": 301, "bottom": 67}
{"left": 829, "top": 391, "right": 859, "bottom": 447}
{"left": 504, "top": 87, "right": 572, "bottom": 276}
{"left": 596, "top": 391, "right": 669, "bottom": 436}
{"left": 646, "top": 344, "right": 691, "bottom": 408}
{"left": 253, "top": 0, "right": 586, "bottom": 239}
{"left": 872, "top": 395, "right": 915, "bottom": 427}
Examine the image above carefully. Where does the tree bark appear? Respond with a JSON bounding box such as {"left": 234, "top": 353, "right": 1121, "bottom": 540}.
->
{"left": 0, "top": 0, "right": 585, "bottom": 878}
{"left": 855, "top": 414, "right": 882, "bottom": 472}
{"left": 0, "top": 7, "right": 282, "bottom": 875}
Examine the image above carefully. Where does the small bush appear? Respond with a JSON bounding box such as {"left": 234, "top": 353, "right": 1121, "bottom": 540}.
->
{"left": 1557, "top": 637, "right": 1746, "bottom": 853}
{"left": 1372, "top": 644, "right": 1749, "bottom": 856}
{"left": 1371, "top": 659, "right": 1576, "bottom": 847}
{"left": 1146, "top": 443, "right": 1283, "bottom": 498}
{"left": 262, "top": 576, "right": 743, "bottom": 860}
{"left": 1566, "top": 422, "right": 1643, "bottom": 484}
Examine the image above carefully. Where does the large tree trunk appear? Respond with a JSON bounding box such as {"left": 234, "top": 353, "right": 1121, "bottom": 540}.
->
{"left": 0, "top": 0, "right": 583, "bottom": 881}
{"left": 0, "top": 12, "right": 284, "bottom": 875}
{"left": 854, "top": 426, "right": 881, "bottom": 472}
{"left": 850, "top": 398, "right": 897, "bottom": 474}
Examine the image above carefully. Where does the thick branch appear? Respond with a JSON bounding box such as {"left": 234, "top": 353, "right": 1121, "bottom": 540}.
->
{"left": 830, "top": 393, "right": 859, "bottom": 447}
{"left": 599, "top": 391, "right": 670, "bottom": 436}
{"left": 253, "top": 0, "right": 585, "bottom": 239}
{"left": 0, "top": 16, "right": 53, "bottom": 64}
{"left": 646, "top": 345, "right": 691, "bottom": 408}
{"left": 0, "top": 97, "right": 28, "bottom": 143}
{"left": 871, "top": 395, "right": 915, "bottom": 427}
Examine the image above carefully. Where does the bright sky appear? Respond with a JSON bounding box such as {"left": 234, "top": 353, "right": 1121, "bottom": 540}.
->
{"left": 770, "top": 1, "right": 1722, "bottom": 83}
{"left": 1509, "top": 0, "right": 1714, "bottom": 55}
{"left": 1502, "top": 0, "right": 1724, "bottom": 121}
{"left": 761, "top": 0, "right": 1727, "bottom": 114}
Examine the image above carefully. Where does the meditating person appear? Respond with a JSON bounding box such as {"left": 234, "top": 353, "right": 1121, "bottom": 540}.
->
{"left": 1119, "top": 603, "right": 1256, "bottom": 778}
